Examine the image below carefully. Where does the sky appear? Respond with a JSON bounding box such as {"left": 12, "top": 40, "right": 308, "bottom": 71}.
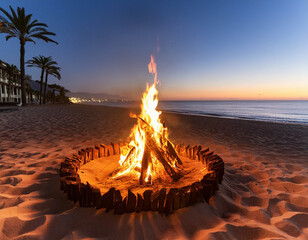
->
{"left": 0, "top": 0, "right": 307, "bottom": 100}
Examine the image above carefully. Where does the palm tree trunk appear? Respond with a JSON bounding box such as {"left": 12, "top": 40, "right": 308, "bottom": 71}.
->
{"left": 39, "top": 68, "right": 44, "bottom": 105}
{"left": 43, "top": 72, "right": 48, "bottom": 104}
{"left": 20, "top": 41, "right": 26, "bottom": 106}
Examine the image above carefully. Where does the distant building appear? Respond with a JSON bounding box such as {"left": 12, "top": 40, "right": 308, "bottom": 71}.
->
{"left": 0, "top": 60, "right": 21, "bottom": 103}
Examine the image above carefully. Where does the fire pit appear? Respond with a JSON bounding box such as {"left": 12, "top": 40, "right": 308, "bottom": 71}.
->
{"left": 59, "top": 56, "right": 224, "bottom": 214}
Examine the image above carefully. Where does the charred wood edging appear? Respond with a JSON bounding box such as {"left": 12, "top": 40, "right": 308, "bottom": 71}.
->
{"left": 59, "top": 142, "right": 224, "bottom": 214}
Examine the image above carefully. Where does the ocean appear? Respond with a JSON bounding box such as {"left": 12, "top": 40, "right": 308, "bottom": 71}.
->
{"left": 86, "top": 100, "right": 308, "bottom": 124}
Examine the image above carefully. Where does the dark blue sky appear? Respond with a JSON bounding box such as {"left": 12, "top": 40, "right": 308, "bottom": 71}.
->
{"left": 1, "top": 0, "right": 307, "bottom": 99}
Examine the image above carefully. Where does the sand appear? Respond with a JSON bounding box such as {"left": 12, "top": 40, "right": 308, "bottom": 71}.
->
{"left": 0, "top": 104, "right": 307, "bottom": 240}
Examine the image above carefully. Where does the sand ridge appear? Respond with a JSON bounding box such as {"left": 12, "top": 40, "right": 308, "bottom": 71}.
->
{"left": 0, "top": 104, "right": 307, "bottom": 239}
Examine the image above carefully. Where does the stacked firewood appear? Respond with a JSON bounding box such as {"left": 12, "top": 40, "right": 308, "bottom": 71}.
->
{"left": 59, "top": 142, "right": 224, "bottom": 214}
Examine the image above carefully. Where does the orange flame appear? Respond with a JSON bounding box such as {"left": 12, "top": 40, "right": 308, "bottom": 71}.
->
{"left": 114, "top": 55, "right": 169, "bottom": 183}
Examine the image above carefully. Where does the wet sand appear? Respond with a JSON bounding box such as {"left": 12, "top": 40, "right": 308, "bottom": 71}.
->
{"left": 0, "top": 104, "right": 307, "bottom": 239}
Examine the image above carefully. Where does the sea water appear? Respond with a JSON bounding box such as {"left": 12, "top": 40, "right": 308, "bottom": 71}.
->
{"left": 90, "top": 100, "right": 308, "bottom": 124}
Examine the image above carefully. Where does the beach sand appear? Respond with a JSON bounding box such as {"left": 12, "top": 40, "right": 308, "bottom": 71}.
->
{"left": 0, "top": 104, "right": 307, "bottom": 240}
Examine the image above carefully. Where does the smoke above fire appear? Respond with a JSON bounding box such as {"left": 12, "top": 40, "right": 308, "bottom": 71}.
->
{"left": 148, "top": 55, "right": 157, "bottom": 85}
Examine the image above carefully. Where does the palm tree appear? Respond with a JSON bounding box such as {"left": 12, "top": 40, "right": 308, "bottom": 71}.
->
{"left": 5, "top": 64, "right": 18, "bottom": 102}
{"left": 26, "top": 55, "right": 57, "bottom": 104}
{"left": 43, "top": 65, "right": 61, "bottom": 104}
{"left": 0, "top": 6, "right": 58, "bottom": 106}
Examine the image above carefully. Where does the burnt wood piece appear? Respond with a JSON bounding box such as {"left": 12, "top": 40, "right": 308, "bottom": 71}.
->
{"left": 143, "top": 190, "right": 152, "bottom": 211}
{"left": 115, "top": 197, "right": 127, "bottom": 214}
{"left": 86, "top": 182, "right": 94, "bottom": 207}
{"left": 92, "top": 148, "right": 99, "bottom": 159}
{"left": 189, "top": 184, "right": 198, "bottom": 205}
{"left": 158, "top": 188, "right": 167, "bottom": 213}
{"left": 71, "top": 182, "right": 80, "bottom": 203}
{"left": 173, "top": 188, "right": 180, "bottom": 210}
{"left": 136, "top": 193, "right": 144, "bottom": 212}
{"left": 179, "top": 186, "right": 190, "bottom": 208}
{"left": 198, "top": 148, "right": 209, "bottom": 163}
{"left": 151, "top": 191, "right": 160, "bottom": 211}
{"left": 193, "top": 145, "right": 202, "bottom": 160}
{"left": 193, "top": 182, "right": 204, "bottom": 202}
{"left": 86, "top": 148, "right": 93, "bottom": 161}
{"left": 114, "top": 190, "right": 126, "bottom": 214}
{"left": 79, "top": 183, "right": 87, "bottom": 207}
{"left": 189, "top": 146, "right": 196, "bottom": 159}
{"left": 92, "top": 188, "right": 101, "bottom": 209}
{"left": 111, "top": 142, "right": 120, "bottom": 155}
{"left": 60, "top": 168, "right": 77, "bottom": 177}
{"left": 164, "top": 189, "right": 175, "bottom": 215}
{"left": 165, "top": 140, "right": 183, "bottom": 165}
{"left": 202, "top": 174, "right": 219, "bottom": 192}
{"left": 95, "top": 145, "right": 101, "bottom": 158}
{"left": 185, "top": 145, "right": 190, "bottom": 158}
{"left": 78, "top": 149, "right": 86, "bottom": 165}
{"left": 146, "top": 133, "right": 183, "bottom": 182}
{"left": 101, "top": 187, "right": 115, "bottom": 211}
{"left": 100, "top": 144, "right": 106, "bottom": 157}
{"left": 201, "top": 182, "right": 214, "bottom": 202}
{"left": 106, "top": 145, "right": 114, "bottom": 156}
{"left": 126, "top": 190, "right": 137, "bottom": 212}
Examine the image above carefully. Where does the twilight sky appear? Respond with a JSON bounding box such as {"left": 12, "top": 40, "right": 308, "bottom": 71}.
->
{"left": 0, "top": 0, "right": 307, "bottom": 100}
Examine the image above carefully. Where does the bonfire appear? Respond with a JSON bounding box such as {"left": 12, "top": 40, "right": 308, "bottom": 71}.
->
{"left": 59, "top": 55, "right": 224, "bottom": 214}
{"left": 112, "top": 55, "right": 183, "bottom": 185}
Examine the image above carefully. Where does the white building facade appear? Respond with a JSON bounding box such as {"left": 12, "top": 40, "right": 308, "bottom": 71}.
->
{"left": 0, "top": 60, "right": 21, "bottom": 103}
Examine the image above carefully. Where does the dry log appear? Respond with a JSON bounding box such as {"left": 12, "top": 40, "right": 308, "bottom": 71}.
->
{"left": 126, "top": 190, "right": 136, "bottom": 212}
{"left": 185, "top": 145, "right": 190, "bottom": 158}
{"left": 164, "top": 189, "right": 175, "bottom": 215}
{"left": 79, "top": 183, "right": 87, "bottom": 207}
{"left": 193, "top": 182, "right": 204, "bottom": 202}
{"left": 143, "top": 190, "right": 152, "bottom": 211}
{"left": 101, "top": 187, "right": 115, "bottom": 211}
{"left": 202, "top": 174, "right": 219, "bottom": 192}
{"left": 180, "top": 186, "right": 191, "bottom": 208}
{"left": 172, "top": 188, "right": 180, "bottom": 210}
{"left": 158, "top": 188, "right": 167, "bottom": 213}
{"left": 201, "top": 182, "right": 213, "bottom": 202}
{"left": 151, "top": 191, "right": 160, "bottom": 211}
{"left": 114, "top": 190, "right": 123, "bottom": 214}
{"left": 189, "top": 184, "right": 197, "bottom": 205}
{"left": 86, "top": 148, "right": 93, "bottom": 161}
{"left": 100, "top": 144, "right": 106, "bottom": 157}
{"left": 136, "top": 193, "right": 143, "bottom": 212}
{"left": 115, "top": 197, "right": 127, "bottom": 214}
{"left": 105, "top": 145, "right": 113, "bottom": 156}
{"left": 92, "top": 188, "right": 101, "bottom": 209}
{"left": 193, "top": 145, "right": 202, "bottom": 160}
{"left": 111, "top": 142, "right": 120, "bottom": 155}
{"left": 92, "top": 148, "right": 99, "bottom": 159}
